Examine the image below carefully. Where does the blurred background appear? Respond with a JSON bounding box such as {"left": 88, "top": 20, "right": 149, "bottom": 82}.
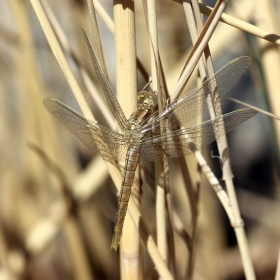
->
{"left": 0, "top": 0, "right": 280, "bottom": 279}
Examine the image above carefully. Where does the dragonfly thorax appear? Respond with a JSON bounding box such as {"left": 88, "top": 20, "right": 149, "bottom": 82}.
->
{"left": 124, "top": 129, "right": 143, "bottom": 144}
{"left": 125, "top": 119, "right": 143, "bottom": 144}
{"left": 127, "top": 117, "right": 141, "bottom": 130}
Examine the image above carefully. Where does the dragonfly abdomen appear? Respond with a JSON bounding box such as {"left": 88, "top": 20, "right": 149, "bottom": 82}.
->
{"left": 111, "top": 145, "right": 141, "bottom": 251}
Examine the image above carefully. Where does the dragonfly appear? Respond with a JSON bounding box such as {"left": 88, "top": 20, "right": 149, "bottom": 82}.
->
{"left": 44, "top": 32, "right": 257, "bottom": 251}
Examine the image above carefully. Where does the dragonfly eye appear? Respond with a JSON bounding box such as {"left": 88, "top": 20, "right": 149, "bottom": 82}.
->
{"left": 137, "top": 90, "right": 158, "bottom": 111}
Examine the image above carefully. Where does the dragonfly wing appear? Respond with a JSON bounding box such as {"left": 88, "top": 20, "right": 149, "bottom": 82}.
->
{"left": 87, "top": 122, "right": 128, "bottom": 162}
{"left": 141, "top": 142, "right": 192, "bottom": 161}
{"left": 141, "top": 56, "right": 251, "bottom": 133}
{"left": 44, "top": 98, "right": 98, "bottom": 150}
{"left": 43, "top": 98, "right": 127, "bottom": 164}
{"left": 141, "top": 108, "right": 257, "bottom": 161}
{"left": 82, "top": 29, "right": 128, "bottom": 131}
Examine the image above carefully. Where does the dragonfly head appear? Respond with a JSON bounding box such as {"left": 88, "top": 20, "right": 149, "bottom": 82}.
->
{"left": 137, "top": 90, "right": 158, "bottom": 111}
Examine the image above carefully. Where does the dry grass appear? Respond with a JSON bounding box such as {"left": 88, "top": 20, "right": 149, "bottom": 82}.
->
{"left": 1, "top": 0, "right": 280, "bottom": 279}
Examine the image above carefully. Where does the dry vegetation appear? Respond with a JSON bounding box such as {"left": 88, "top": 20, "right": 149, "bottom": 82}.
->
{"left": 1, "top": 0, "right": 280, "bottom": 279}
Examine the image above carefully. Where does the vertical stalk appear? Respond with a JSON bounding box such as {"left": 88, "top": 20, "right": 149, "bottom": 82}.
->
{"left": 183, "top": 1, "right": 256, "bottom": 279}
{"left": 146, "top": 0, "right": 168, "bottom": 270}
{"left": 86, "top": 0, "right": 108, "bottom": 76}
{"left": 255, "top": 0, "right": 280, "bottom": 153}
{"left": 113, "top": 1, "right": 142, "bottom": 279}
{"left": 275, "top": 246, "right": 280, "bottom": 280}
{"left": 171, "top": 0, "right": 230, "bottom": 101}
{"left": 182, "top": 2, "right": 205, "bottom": 277}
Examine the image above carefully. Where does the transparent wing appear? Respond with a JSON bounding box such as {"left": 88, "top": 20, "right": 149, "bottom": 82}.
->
{"left": 82, "top": 29, "right": 128, "bottom": 131}
{"left": 141, "top": 108, "right": 257, "bottom": 161}
{"left": 43, "top": 98, "right": 128, "bottom": 164}
{"left": 140, "top": 56, "right": 251, "bottom": 134}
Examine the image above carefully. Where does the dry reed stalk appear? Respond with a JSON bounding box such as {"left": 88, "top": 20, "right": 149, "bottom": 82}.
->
{"left": 113, "top": 1, "right": 142, "bottom": 278}
{"left": 28, "top": 0, "right": 124, "bottom": 254}
{"left": 11, "top": 0, "right": 52, "bottom": 205}
{"left": 69, "top": 102, "right": 171, "bottom": 278}
{"left": 40, "top": 0, "right": 167, "bottom": 277}
{"left": 181, "top": 1, "right": 220, "bottom": 277}
{"left": 0, "top": 221, "right": 21, "bottom": 279}
{"left": 80, "top": 5, "right": 172, "bottom": 275}
{"left": 171, "top": 0, "right": 229, "bottom": 101}
{"left": 182, "top": 2, "right": 207, "bottom": 277}
{"left": 11, "top": 0, "right": 276, "bottom": 279}
{"left": 275, "top": 246, "right": 280, "bottom": 280}
{"left": 29, "top": 0, "right": 142, "bottom": 275}
{"left": 255, "top": 0, "right": 280, "bottom": 154}
{"left": 25, "top": 155, "right": 107, "bottom": 256}
{"left": 145, "top": 0, "right": 168, "bottom": 268}
{"left": 86, "top": 0, "right": 108, "bottom": 76}
{"left": 184, "top": 1, "right": 256, "bottom": 279}
{"left": 199, "top": 3, "right": 280, "bottom": 46}
{"left": 92, "top": 0, "right": 150, "bottom": 82}
{"left": 29, "top": 0, "right": 93, "bottom": 119}
{"left": 175, "top": 0, "right": 280, "bottom": 46}
{"left": 72, "top": 156, "right": 108, "bottom": 199}
{"left": 93, "top": 0, "right": 114, "bottom": 33}
{"left": 63, "top": 217, "right": 95, "bottom": 280}
{"left": 10, "top": 3, "right": 78, "bottom": 266}
{"left": 25, "top": 2, "right": 104, "bottom": 278}
{"left": 37, "top": 1, "right": 112, "bottom": 211}
{"left": 228, "top": 97, "right": 280, "bottom": 121}
{"left": 40, "top": 0, "right": 115, "bottom": 129}
{"left": 27, "top": 143, "right": 94, "bottom": 280}
{"left": 26, "top": 201, "right": 66, "bottom": 254}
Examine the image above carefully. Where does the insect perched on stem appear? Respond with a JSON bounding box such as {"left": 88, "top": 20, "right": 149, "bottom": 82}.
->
{"left": 44, "top": 31, "right": 257, "bottom": 251}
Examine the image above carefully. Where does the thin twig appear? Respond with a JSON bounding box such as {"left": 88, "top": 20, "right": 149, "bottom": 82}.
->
{"left": 40, "top": 0, "right": 115, "bottom": 129}
{"left": 171, "top": 0, "right": 229, "bottom": 101}
{"left": 228, "top": 97, "right": 280, "bottom": 121}
{"left": 29, "top": 0, "right": 93, "bottom": 120}
{"left": 174, "top": 0, "right": 280, "bottom": 46}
